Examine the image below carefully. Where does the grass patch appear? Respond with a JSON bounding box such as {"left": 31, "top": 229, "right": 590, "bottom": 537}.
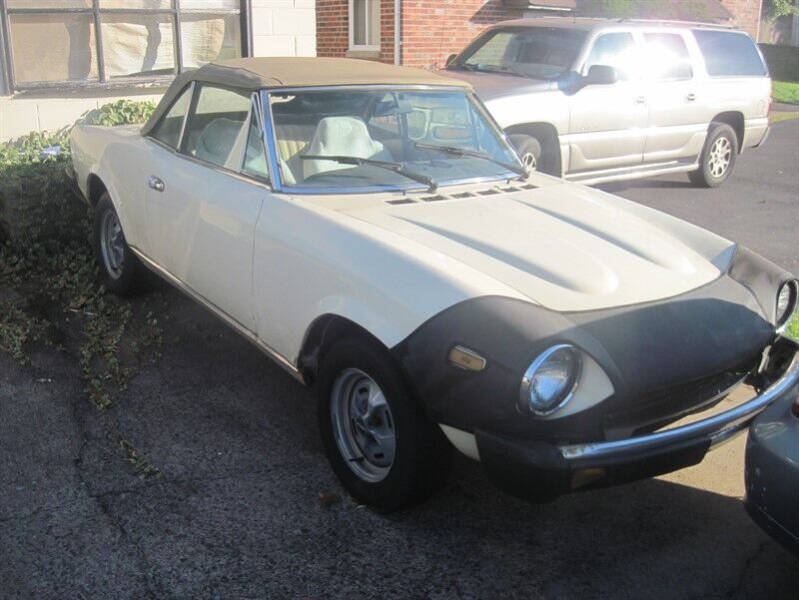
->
{"left": 788, "top": 312, "right": 799, "bottom": 342}
{"left": 773, "top": 81, "right": 799, "bottom": 105}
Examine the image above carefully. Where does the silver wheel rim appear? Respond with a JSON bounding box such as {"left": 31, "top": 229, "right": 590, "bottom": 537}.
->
{"left": 521, "top": 151, "right": 538, "bottom": 171}
{"left": 708, "top": 136, "right": 732, "bottom": 178}
{"left": 330, "top": 368, "right": 396, "bottom": 483}
{"left": 100, "top": 210, "right": 125, "bottom": 279}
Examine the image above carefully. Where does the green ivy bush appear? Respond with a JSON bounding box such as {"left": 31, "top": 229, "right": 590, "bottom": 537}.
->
{"left": 0, "top": 99, "right": 161, "bottom": 407}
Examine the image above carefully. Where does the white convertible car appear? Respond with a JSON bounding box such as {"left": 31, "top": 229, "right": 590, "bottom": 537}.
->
{"left": 69, "top": 58, "right": 799, "bottom": 511}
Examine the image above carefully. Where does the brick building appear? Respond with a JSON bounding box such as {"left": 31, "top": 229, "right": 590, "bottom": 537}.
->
{"left": 317, "top": 0, "right": 764, "bottom": 69}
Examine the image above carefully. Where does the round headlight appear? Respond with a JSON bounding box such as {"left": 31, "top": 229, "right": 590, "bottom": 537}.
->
{"left": 776, "top": 280, "right": 798, "bottom": 331}
{"left": 519, "top": 344, "right": 582, "bottom": 416}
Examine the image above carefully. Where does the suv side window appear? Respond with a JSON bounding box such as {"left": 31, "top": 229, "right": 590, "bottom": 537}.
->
{"left": 181, "top": 85, "right": 252, "bottom": 169}
{"left": 583, "top": 32, "right": 638, "bottom": 81}
{"left": 692, "top": 30, "right": 767, "bottom": 77}
{"left": 644, "top": 33, "right": 693, "bottom": 80}
{"left": 150, "top": 84, "right": 192, "bottom": 149}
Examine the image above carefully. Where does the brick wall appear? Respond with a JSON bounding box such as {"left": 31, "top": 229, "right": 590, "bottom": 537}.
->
{"left": 316, "top": 0, "right": 521, "bottom": 67}
{"left": 719, "top": 0, "right": 764, "bottom": 39}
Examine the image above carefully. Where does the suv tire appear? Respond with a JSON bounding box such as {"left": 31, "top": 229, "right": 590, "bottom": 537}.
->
{"left": 317, "top": 338, "right": 451, "bottom": 512}
{"left": 689, "top": 122, "right": 738, "bottom": 188}
{"left": 94, "top": 192, "right": 141, "bottom": 296}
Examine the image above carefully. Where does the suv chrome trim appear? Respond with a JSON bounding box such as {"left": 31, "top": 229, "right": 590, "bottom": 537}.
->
{"left": 560, "top": 353, "right": 799, "bottom": 462}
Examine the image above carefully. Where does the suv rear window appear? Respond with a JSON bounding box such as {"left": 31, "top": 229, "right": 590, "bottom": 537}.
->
{"left": 692, "top": 30, "right": 767, "bottom": 77}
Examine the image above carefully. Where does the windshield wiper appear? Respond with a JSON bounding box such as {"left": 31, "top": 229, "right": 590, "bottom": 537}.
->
{"left": 414, "top": 142, "right": 528, "bottom": 179}
{"left": 300, "top": 155, "right": 438, "bottom": 192}
{"left": 458, "top": 62, "right": 527, "bottom": 78}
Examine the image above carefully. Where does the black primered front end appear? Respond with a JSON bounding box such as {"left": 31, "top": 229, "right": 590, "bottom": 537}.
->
{"left": 391, "top": 246, "right": 798, "bottom": 501}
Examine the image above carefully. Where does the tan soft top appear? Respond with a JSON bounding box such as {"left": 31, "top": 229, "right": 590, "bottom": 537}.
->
{"left": 207, "top": 57, "right": 471, "bottom": 89}
{"left": 141, "top": 57, "right": 470, "bottom": 137}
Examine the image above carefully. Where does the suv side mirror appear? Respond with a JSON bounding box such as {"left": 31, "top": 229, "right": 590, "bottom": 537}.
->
{"left": 445, "top": 53, "right": 458, "bottom": 67}
{"left": 584, "top": 64, "right": 618, "bottom": 86}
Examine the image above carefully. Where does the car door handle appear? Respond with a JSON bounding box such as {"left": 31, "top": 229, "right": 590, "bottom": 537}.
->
{"left": 635, "top": 96, "right": 646, "bottom": 105}
{"left": 686, "top": 93, "right": 696, "bottom": 102}
{"left": 148, "top": 176, "right": 165, "bottom": 192}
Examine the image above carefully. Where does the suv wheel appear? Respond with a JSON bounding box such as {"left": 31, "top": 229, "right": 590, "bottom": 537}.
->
{"left": 316, "top": 338, "right": 451, "bottom": 512}
{"left": 689, "top": 123, "right": 738, "bottom": 188}
{"left": 509, "top": 134, "right": 542, "bottom": 172}
{"left": 94, "top": 192, "right": 141, "bottom": 296}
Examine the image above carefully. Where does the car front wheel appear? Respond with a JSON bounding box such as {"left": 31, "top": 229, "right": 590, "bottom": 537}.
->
{"left": 316, "top": 338, "right": 451, "bottom": 512}
{"left": 94, "top": 192, "right": 141, "bottom": 296}
{"left": 689, "top": 122, "right": 738, "bottom": 187}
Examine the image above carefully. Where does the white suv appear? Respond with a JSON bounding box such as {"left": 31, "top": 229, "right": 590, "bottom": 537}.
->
{"left": 445, "top": 18, "right": 771, "bottom": 187}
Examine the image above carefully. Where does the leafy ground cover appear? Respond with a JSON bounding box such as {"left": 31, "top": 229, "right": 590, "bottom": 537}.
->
{"left": 0, "top": 99, "right": 163, "bottom": 410}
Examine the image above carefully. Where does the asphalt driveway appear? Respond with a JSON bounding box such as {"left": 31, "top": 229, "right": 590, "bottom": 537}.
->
{"left": 2, "top": 121, "right": 798, "bottom": 600}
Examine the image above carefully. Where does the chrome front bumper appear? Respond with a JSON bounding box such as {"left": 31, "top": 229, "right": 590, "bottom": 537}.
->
{"left": 476, "top": 349, "right": 799, "bottom": 502}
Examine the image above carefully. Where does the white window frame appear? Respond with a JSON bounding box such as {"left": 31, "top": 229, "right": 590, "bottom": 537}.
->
{"left": 348, "top": 0, "right": 381, "bottom": 52}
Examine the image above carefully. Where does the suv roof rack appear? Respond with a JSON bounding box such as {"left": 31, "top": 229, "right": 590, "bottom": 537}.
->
{"left": 616, "top": 18, "right": 734, "bottom": 30}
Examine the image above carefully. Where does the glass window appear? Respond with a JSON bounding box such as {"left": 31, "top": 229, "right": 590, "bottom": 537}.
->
{"left": 583, "top": 32, "right": 638, "bottom": 81}
{"left": 644, "top": 33, "right": 693, "bottom": 80}
{"left": 181, "top": 85, "right": 251, "bottom": 169}
{"left": 150, "top": 84, "right": 192, "bottom": 149}
{"left": 350, "top": 0, "right": 380, "bottom": 49}
{"left": 9, "top": 13, "right": 99, "bottom": 84}
{"left": 242, "top": 106, "right": 269, "bottom": 180}
{"left": 454, "top": 27, "right": 586, "bottom": 81}
{"left": 100, "top": 14, "right": 176, "bottom": 79}
{"left": 692, "top": 30, "right": 767, "bottom": 77}
{"left": 1, "top": 2, "right": 246, "bottom": 90}
{"left": 268, "top": 89, "right": 522, "bottom": 191}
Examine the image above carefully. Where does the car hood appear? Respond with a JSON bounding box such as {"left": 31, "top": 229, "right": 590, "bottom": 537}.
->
{"left": 440, "top": 69, "right": 556, "bottom": 100}
{"left": 343, "top": 183, "right": 725, "bottom": 312}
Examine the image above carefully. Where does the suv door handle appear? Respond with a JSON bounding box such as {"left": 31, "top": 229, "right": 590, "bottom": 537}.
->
{"left": 148, "top": 176, "right": 165, "bottom": 192}
{"left": 635, "top": 96, "right": 646, "bottom": 104}
{"left": 686, "top": 93, "right": 696, "bottom": 102}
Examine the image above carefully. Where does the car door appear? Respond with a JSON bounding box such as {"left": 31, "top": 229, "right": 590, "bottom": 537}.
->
{"left": 144, "top": 84, "right": 269, "bottom": 332}
{"left": 566, "top": 31, "right": 647, "bottom": 173}
{"left": 641, "top": 31, "right": 708, "bottom": 163}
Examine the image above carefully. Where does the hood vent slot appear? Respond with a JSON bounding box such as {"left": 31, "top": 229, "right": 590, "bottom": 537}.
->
{"left": 478, "top": 189, "right": 500, "bottom": 196}
{"left": 421, "top": 194, "right": 447, "bottom": 202}
{"left": 521, "top": 183, "right": 537, "bottom": 190}
{"left": 452, "top": 191, "right": 475, "bottom": 199}
{"left": 386, "top": 198, "right": 416, "bottom": 205}
{"left": 500, "top": 186, "right": 521, "bottom": 193}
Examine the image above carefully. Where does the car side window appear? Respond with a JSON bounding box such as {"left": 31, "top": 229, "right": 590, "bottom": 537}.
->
{"left": 583, "top": 32, "right": 637, "bottom": 81}
{"left": 644, "top": 33, "right": 693, "bottom": 80}
{"left": 150, "top": 84, "right": 192, "bottom": 149}
{"left": 181, "top": 85, "right": 252, "bottom": 169}
{"left": 692, "top": 30, "right": 767, "bottom": 77}
{"left": 242, "top": 103, "right": 269, "bottom": 181}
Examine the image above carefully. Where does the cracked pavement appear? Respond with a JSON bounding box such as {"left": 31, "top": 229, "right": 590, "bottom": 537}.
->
{"left": 2, "top": 121, "right": 799, "bottom": 599}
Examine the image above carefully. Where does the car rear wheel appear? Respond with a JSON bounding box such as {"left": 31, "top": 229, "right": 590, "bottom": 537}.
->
{"left": 689, "top": 122, "right": 738, "bottom": 188}
{"left": 316, "top": 338, "right": 451, "bottom": 512}
{"left": 94, "top": 192, "right": 141, "bottom": 296}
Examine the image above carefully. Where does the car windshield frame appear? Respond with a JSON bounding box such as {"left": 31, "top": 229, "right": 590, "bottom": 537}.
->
{"left": 258, "top": 85, "right": 525, "bottom": 195}
{"left": 450, "top": 26, "right": 587, "bottom": 81}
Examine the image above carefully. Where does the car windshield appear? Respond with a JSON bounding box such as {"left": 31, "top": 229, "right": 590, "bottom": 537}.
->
{"left": 267, "top": 88, "right": 523, "bottom": 192}
{"left": 452, "top": 27, "right": 586, "bottom": 80}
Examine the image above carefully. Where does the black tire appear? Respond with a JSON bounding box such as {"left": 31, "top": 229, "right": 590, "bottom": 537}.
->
{"left": 94, "top": 192, "right": 141, "bottom": 296}
{"left": 508, "top": 134, "right": 542, "bottom": 173}
{"left": 689, "top": 122, "right": 738, "bottom": 188}
{"left": 316, "top": 338, "right": 451, "bottom": 512}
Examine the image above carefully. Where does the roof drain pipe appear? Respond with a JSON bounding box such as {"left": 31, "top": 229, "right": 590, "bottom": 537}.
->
{"left": 394, "top": 0, "right": 401, "bottom": 65}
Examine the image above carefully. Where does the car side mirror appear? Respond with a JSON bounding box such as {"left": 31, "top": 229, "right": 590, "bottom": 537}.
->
{"left": 445, "top": 53, "right": 458, "bottom": 68}
{"left": 584, "top": 64, "right": 618, "bottom": 86}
